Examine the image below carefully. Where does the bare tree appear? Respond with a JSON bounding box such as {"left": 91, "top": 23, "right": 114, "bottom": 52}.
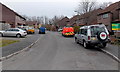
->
{"left": 75, "top": 0, "right": 96, "bottom": 14}
{"left": 99, "top": 2, "right": 112, "bottom": 9}
{"left": 44, "top": 16, "right": 49, "bottom": 25}
{"left": 75, "top": 0, "right": 112, "bottom": 15}
{"left": 22, "top": 15, "right": 64, "bottom": 29}
{"left": 22, "top": 15, "right": 31, "bottom": 21}
{"left": 49, "top": 15, "right": 65, "bottom": 25}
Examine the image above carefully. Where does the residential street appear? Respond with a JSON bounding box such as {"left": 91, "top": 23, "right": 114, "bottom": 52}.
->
{"left": 2, "top": 31, "right": 118, "bottom": 70}
{"left": 1, "top": 29, "right": 40, "bottom": 57}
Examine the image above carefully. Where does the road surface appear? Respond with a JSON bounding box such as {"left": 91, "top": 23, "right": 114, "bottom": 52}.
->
{"left": 2, "top": 31, "right": 118, "bottom": 70}
{"left": 1, "top": 29, "right": 40, "bottom": 57}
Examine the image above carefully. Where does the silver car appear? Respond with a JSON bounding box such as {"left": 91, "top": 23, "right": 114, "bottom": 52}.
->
{"left": 0, "top": 28, "right": 27, "bottom": 38}
{"left": 75, "top": 24, "right": 110, "bottom": 48}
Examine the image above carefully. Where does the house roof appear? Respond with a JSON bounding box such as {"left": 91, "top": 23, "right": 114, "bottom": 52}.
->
{"left": 0, "top": 3, "right": 26, "bottom": 20}
{"left": 98, "top": 1, "right": 120, "bottom": 15}
{"left": 69, "top": 9, "right": 101, "bottom": 25}
{"left": 70, "top": 15, "right": 80, "bottom": 20}
{"left": 59, "top": 17, "right": 69, "bottom": 22}
{"left": 71, "top": 9, "right": 101, "bottom": 20}
{"left": 69, "top": 15, "right": 80, "bottom": 25}
{"left": 56, "top": 17, "right": 70, "bottom": 26}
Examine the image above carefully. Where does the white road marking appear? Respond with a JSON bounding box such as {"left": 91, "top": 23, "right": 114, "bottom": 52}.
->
{"left": 101, "top": 49, "right": 120, "bottom": 63}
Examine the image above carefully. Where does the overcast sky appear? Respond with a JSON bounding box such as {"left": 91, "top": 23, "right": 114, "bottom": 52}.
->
{"left": 0, "top": 0, "right": 120, "bottom": 18}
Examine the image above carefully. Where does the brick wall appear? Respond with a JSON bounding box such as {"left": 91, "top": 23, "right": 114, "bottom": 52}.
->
{"left": 2, "top": 4, "right": 15, "bottom": 25}
{"left": 0, "top": 23, "right": 10, "bottom": 30}
{"left": 57, "top": 17, "right": 70, "bottom": 27}
{"left": 15, "top": 15, "right": 25, "bottom": 27}
{"left": 97, "top": 13, "right": 112, "bottom": 31}
{"left": 119, "top": 9, "right": 120, "bottom": 19}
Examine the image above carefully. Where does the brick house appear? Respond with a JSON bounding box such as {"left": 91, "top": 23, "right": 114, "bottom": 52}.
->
{"left": 56, "top": 17, "right": 70, "bottom": 28}
{"left": 69, "top": 15, "right": 80, "bottom": 26}
{"left": 119, "top": 8, "right": 120, "bottom": 19}
{"left": 70, "top": 9, "right": 101, "bottom": 27}
{"left": 97, "top": 1, "right": 120, "bottom": 32}
{"left": 79, "top": 9, "right": 101, "bottom": 26}
{"left": 0, "top": 3, "right": 26, "bottom": 28}
{"left": 25, "top": 21, "right": 39, "bottom": 28}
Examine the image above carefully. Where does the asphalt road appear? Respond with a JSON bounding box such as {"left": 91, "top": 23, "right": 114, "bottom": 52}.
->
{"left": 104, "top": 44, "right": 119, "bottom": 57}
{"left": 1, "top": 29, "right": 40, "bottom": 57}
{"left": 2, "top": 31, "right": 118, "bottom": 70}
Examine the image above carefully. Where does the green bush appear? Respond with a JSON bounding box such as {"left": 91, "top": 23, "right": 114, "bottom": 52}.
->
{"left": 73, "top": 26, "right": 80, "bottom": 34}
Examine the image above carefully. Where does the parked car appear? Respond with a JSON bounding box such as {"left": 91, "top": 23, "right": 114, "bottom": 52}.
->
{"left": 62, "top": 27, "right": 74, "bottom": 37}
{"left": 58, "top": 28, "right": 63, "bottom": 32}
{"left": 39, "top": 27, "right": 46, "bottom": 34}
{"left": 0, "top": 28, "right": 27, "bottom": 38}
{"left": 27, "top": 27, "right": 35, "bottom": 34}
{"left": 18, "top": 26, "right": 35, "bottom": 34}
{"left": 18, "top": 27, "right": 27, "bottom": 31}
{"left": 75, "top": 24, "right": 110, "bottom": 48}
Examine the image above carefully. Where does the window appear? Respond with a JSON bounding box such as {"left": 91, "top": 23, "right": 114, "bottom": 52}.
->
{"left": 80, "top": 29, "right": 87, "bottom": 35}
{"left": 84, "top": 29, "right": 87, "bottom": 35}
{"left": 102, "top": 14, "right": 109, "bottom": 19}
{"left": 14, "top": 29, "right": 19, "bottom": 31}
{"left": 90, "top": 26, "right": 105, "bottom": 36}
{"left": 81, "top": 29, "right": 84, "bottom": 34}
{"left": 6, "top": 29, "right": 12, "bottom": 31}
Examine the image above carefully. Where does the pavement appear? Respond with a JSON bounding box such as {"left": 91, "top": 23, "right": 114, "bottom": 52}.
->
{"left": 1, "top": 29, "right": 41, "bottom": 57}
{"left": 105, "top": 44, "right": 119, "bottom": 58}
{"left": 2, "top": 31, "right": 118, "bottom": 70}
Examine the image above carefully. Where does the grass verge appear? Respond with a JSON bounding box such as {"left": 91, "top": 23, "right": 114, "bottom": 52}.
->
{"left": 0, "top": 39, "right": 19, "bottom": 47}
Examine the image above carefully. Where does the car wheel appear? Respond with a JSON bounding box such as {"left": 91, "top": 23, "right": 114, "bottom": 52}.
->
{"left": 102, "top": 43, "right": 107, "bottom": 48}
{"left": 75, "top": 38, "right": 79, "bottom": 44}
{"left": 62, "top": 34, "right": 64, "bottom": 36}
{"left": 0, "top": 33, "right": 3, "bottom": 37}
{"left": 39, "top": 31, "right": 41, "bottom": 34}
{"left": 16, "top": 34, "right": 21, "bottom": 38}
{"left": 97, "top": 31, "right": 108, "bottom": 41}
{"left": 83, "top": 41, "right": 89, "bottom": 49}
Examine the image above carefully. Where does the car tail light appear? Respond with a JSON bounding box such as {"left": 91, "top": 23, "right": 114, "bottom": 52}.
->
{"left": 88, "top": 36, "right": 91, "bottom": 40}
{"left": 107, "top": 34, "right": 110, "bottom": 37}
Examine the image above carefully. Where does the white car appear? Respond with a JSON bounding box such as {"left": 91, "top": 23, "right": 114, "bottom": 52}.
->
{"left": 75, "top": 24, "right": 110, "bottom": 48}
{"left": 0, "top": 28, "right": 27, "bottom": 38}
{"left": 58, "top": 28, "right": 63, "bottom": 32}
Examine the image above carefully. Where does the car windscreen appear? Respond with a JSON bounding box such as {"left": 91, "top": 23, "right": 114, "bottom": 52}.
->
{"left": 28, "top": 27, "right": 34, "bottom": 30}
{"left": 90, "top": 26, "right": 105, "bottom": 36}
{"left": 18, "top": 28, "right": 26, "bottom": 31}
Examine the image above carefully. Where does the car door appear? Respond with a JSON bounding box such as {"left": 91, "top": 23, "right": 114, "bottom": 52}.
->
{"left": 77, "top": 29, "right": 82, "bottom": 43}
{"left": 3, "top": 29, "right": 12, "bottom": 36}
{"left": 10, "top": 29, "right": 19, "bottom": 36}
{"left": 83, "top": 29, "right": 88, "bottom": 42}
{"left": 80, "top": 29, "right": 85, "bottom": 43}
